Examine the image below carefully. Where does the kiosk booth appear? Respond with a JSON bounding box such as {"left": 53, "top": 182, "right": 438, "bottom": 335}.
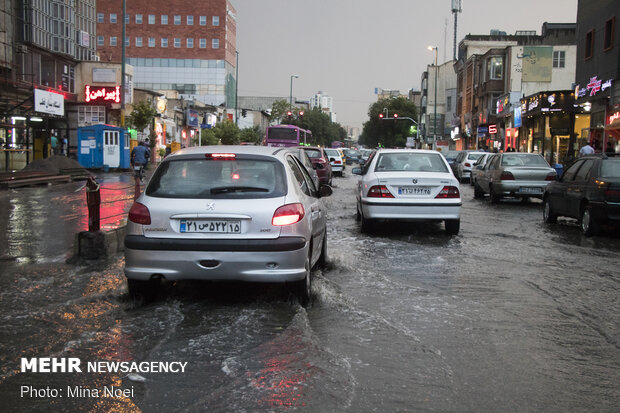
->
{"left": 77, "top": 125, "right": 129, "bottom": 169}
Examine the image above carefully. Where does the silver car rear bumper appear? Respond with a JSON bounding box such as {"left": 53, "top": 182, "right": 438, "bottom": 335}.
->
{"left": 361, "top": 200, "right": 461, "bottom": 220}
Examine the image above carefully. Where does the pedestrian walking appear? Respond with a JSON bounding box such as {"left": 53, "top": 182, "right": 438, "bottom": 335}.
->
{"left": 50, "top": 134, "right": 58, "bottom": 155}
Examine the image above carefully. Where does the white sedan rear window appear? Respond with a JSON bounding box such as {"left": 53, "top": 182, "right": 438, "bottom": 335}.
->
{"left": 374, "top": 153, "right": 449, "bottom": 173}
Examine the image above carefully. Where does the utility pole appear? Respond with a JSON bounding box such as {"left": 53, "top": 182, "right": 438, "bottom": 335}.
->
{"left": 451, "top": 0, "right": 462, "bottom": 61}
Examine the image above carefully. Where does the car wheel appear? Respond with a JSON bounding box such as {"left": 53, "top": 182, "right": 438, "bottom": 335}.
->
{"left": 127, "top": 278, "right": 158, "bottom": 301}
{"left": 473, "top": 183, "right": 485, "bottom": 199}
{"left": 470, "top": 177, "right": 475, "bottom": 186}
{"left": 355, "top": 201, "right": 361, "bottom": 221}
{"left": 445, "top": 219, "right": 460, "bottom": 235}
{"left": 490, "top": 185, "right": 501, "bottom": 204}
{"left": 328, "top": 174, "right": 333, "bottom": 186}
{"left": 581, "top": 205, "right": 599, "bottom": 237}
{"left": 543, "top": 198, "right": 557, "bottom": 224}
{"left": 291, "top": 255, "right": 311, "bottom": 306}
{"left": 360, "top": 210, "right": 373, "bottom": 234}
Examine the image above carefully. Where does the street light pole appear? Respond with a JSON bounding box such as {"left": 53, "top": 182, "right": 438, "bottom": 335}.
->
{"left": 428, "top": 46, "right": 438, "bottom": 147}
{"left": 290, "top": 74, "right": 299, "bottom": 111}
{"left": 235, "top": 51, "right": 239, "bottom": 126}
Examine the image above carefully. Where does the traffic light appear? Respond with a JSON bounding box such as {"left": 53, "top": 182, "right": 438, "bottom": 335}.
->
{"left": 409, "top": 125, "right": 417, "bottom": 135}
{"left": 379, "top": 113, "right": 384, "bottom": 119}
{"left": 242, "top": 109, "right": 247, "bottom": 117}
{"left": 393, "top": 113, "right": 398, "bottom": 118}
{"left": 286, "top": 110, "right": 292, "bottom": 119}
{"left": 299, "top": 110, "right": 304, "bottom": 120}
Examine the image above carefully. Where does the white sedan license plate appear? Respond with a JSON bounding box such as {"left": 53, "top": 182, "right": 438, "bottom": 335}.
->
{"left": 180, "top": 219, "right": 241, "bottom": 233}
{"left": 520, "top": 187, "right": 542, "bottom": 194}
{"left": 398, "top": 186, "right": 431, "bottom": 195}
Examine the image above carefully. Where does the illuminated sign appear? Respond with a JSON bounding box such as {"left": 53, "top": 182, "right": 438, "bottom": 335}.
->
{"left": 575, "top": 76, "right": 613, "bottom": 99}
{"left": 609, "top": 112, "right": 620, "bottom": 124}
{"left": 85, "top": 85, "right": 120, "bottom": 103}
{"left": 488, "top": 124, "right": 497, "bottom": 134}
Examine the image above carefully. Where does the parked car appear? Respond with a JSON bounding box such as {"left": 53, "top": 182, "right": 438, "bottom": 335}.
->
{"left": 124, "top": 145, "right": 333, "bottom": 305}
{"left": 352, "top": 149, "right": 461, "bottom": 235}
{"left": 474, "top": 152, "right": 557, "bottom": 203}
{"left": 543, "top": 154, "right": 620, "bottom": 236}
{"left": 442, "top": 150, "right": 460, "bottom": 174}
{"left": 454, "top": 151, "right": 487, "bottom": 182}
{"left": 470, "top": 153, "right": 495, "bottom": 187}
{"left": 301, "top": 146, "right": 333, "bottom": 185}
{"left": 324, "top": 148, "right": 345, "bottom": 176}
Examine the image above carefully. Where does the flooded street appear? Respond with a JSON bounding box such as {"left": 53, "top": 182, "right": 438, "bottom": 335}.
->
{"left": 0, "top": 171, "right": 618, "bottom": 412}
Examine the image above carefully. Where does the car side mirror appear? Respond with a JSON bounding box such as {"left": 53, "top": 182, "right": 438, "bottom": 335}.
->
{"left": 352, "top": 167, "right": 362, "bottom": 175}
{"left": 318, "top": 184, "right": 333, "bottom": 198}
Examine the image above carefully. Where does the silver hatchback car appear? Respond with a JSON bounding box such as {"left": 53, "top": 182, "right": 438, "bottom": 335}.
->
{"left": 124, "top": 145, "right": 332, "bottom": 305}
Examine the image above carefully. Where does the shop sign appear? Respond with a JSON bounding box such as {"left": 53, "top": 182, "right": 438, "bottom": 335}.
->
{"left": 85, "top": 85, "right": 120, "bottom": 103}
{"left": 609, "top": 111, "right": 620, "bottom": 124}
{"left": 477, "top": 126, "right": 488, "bottom": 135}
{"left": 34, "top": 89, "right": 65, "bottom": 116}
{"left": 186, "top": 109, "right": 199, "bottom": 127}
{"left": 575, "top": 76, "right": 613, "bottom": 98}
{"left": 488, "top": 124, "right": 497, "bottom": 134}
{"left": 514, "top": 106, "right": 522, "bottom": 127}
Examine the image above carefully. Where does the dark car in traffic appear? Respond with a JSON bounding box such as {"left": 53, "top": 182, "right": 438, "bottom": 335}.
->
{"left": 343, "top": 148, "right": 362, "bottom": 165}
{"left": 301, "top": 146, "right": 333, "bottom": 185}
{"left": 543, "top": 154, "right": 620, "bottom": 236}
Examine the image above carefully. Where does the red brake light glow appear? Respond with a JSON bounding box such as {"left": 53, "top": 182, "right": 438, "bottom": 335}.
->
{"left": 368, "top": 185, "right": 394, "bottom": 198}
{"left": 206, "top": 153, "right": 236, "bottom": 159}
{"left": 435, "top": 186, "right": 460, "bottom": 199}
{"left": 231, "top": 173, "right": 240, "bottom": 180}
{"left": 272, "top": 203, "right": 305, "bottom": 226}
{"left": 128, "top": 202, "right": 151, "bottom": 225}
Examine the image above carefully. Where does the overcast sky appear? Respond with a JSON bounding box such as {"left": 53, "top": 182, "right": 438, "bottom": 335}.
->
{"left": 233, "top": 0, "right": 578, "bottom": 130}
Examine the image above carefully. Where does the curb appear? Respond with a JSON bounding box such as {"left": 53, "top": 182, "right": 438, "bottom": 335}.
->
{"left": 73, "top": 226, "right": 127, "bottom": 260}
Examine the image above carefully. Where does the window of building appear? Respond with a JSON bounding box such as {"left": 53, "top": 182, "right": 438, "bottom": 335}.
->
{"left": 125, "top": 14, "right": 130, "bottom": 24}
{"left": 487, "top": 56, "right": 503, "bottom": 80}
{"left": 187, "top": 16, "right": 194, "bottom": 25}
{"left": 135, "top": 37, "right": 143, "bottom": 47}
{"left": 585, "top": 30, "right": 594, "bottom": 59}
{"left": 200, "top": 16, "right": 207, "bottom": 26}
{"left": 446, "top": 96, "right": 452, "bottom": 112}
{"left": 174, "top": 38, "right": 181, "bottom": 48}
{"left": 490, "top": 94, "right": 500, "bottom": 114}
{"left": 553, "top": 50, "right": 565, "bottom": 68}
{"left": 174, "top": 15, "right": 181, "bottom": 25}
{"left": 604, "top": 17, "right": 615, "bottom": 51}
{"left": 187, "top": 38, "right": 194, "bottom": 48}
{"left": 125, "top": 36, "right": 130, "bottom": 47}
{"left": 161, "top": 38, "right": 168, "bottom": 48}
{"left": 97, "top": 36, "right": 104, "bottom": 46}
{"left": 135, "top": 14, "right": 142, "bottom": 24}
{"left": 212, "top": 16, "right": 220, "bottom": 26}
{"left": 149, "top": 37, "right": 155, "bottom": 47}
{"left": 199, "top": 38, "right": 206, "bottom": 48}
{"left": 161, "top": 15, "right": 168, "bottom": 25}
{"left": 148, "top": 14, "right": 155, "bottom": 24}
{"left": 110, "top": 36, "right": 117, "bottom": 46}
{"left": 110, "top": 13, "right": 117, "bottom": 23}
{"left": 212, "top": 39, "right": 219, "bottom": 49}
{"left": 97, "top": 13, "right": 104, "bottom": 23}
{"left": 78, "top": 106, "right": 106, "bottom": 126}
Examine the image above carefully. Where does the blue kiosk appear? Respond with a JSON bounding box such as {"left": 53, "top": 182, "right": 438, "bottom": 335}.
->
{"left": 77, "top": 125, "right": 130, "bottom": 169}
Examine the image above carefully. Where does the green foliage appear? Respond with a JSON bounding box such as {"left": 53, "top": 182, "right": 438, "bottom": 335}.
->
{"left": 269, "top": 100, "right": 290, "bottom": 124}
{"left": 360, "top": 97, "right": 418, "bottom": 148}
{"left": 196, "top": 128, "right": 219, "bottom": 146}
{"left": 129, "top": 100, "right": 157, "bottom": 132}
{"left": 240, "top": 126, "right": 264, "bottom": 144}
{"left": 215, "top": 121, "right": 241, "bottom": 145}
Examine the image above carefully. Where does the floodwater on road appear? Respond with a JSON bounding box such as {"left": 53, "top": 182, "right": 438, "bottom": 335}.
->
{"left": 0, "top": 169, "right": 618, "bottom": 412}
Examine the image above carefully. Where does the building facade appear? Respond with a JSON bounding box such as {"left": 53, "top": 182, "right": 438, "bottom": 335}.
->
{"left": 96, "top": 0, "right": 237, "bottom": 108}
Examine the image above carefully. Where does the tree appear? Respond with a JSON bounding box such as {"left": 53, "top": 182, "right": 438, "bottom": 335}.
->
{"left": 129, "top": 100, "right": 157, "bottom": 133}
{"left": 284, "top": 107, "right": 347, "bottom": 147}
{"left": 269, "top": 99, "right": 290, "bottom": 124}
{"left": 360, "top": 97, "right": 418, "bottom": 148}
{"left": 240, "top": 126, "right": 264, "bottom": 144}
{"left": 196, "top": 127, "right": 219, "bottom": 146}
{"left": 214, "top": 121, "right": 241, "bottom": 145}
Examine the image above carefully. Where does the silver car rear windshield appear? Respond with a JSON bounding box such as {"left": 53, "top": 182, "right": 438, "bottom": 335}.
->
{"left": 145, "top": 156, "right": 287, "bottom": 199}
{"left": 601, "top": 159, "right": 620, "bottom": 178}
{"left": 501, "top": 154, "right": 549, "bottom": 167}
{"left": 374, "top": 153, "right": 449, "bottom": 172}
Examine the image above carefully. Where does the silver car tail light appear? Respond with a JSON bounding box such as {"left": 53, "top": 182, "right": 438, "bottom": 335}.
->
{"left": 128, "top": 202, "right": 151, "bottom": 225}
{"left": 368, "top": 185, "right": 394, "bottom": 198}
{"left": 545, "top": 172, "right": 557, "bottom": 181}
{"left": 272, "top": 203, "right": 305, "bottom": 226}
{"left": 435, "top": 186, "right": 460, "bottom": 199}
{"left": 500, "top": 171, "right": 515, "bottom": 180}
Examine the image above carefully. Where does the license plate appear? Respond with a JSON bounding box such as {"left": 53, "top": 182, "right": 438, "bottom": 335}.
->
{"left": 520, "top": 187, "right": 542, "bottom": 194}
{"left": 180, "top": 219, "right": 241, "bottom": 233}
{"left": 398, "top": 186, "right": 431, "bottom": 195}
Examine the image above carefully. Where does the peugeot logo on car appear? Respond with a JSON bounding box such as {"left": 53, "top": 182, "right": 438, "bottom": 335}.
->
{"left": 412, "top": 179, "right": 418, "bottom": 184}
{"left": 206, "top": 202, "right": 215, "bottom": 211}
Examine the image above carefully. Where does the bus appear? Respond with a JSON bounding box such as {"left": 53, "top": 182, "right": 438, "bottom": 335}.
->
{"left": 264, "top": 125, "right": 313, "bottom": 147}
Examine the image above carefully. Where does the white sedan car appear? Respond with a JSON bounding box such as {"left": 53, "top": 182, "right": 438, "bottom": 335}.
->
{"left": 353, "top": 149, "right": 461, "bottom": 235}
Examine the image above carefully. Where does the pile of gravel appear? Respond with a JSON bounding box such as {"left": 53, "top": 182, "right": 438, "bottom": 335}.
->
{"left": 23, "top": 155, "right": 89, "bottom": 175}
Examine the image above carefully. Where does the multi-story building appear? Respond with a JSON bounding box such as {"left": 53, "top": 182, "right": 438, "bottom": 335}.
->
{"left": 454, "top": 23, "right": 578, "bottom": 154}
{"left": 574, "top": 0, "right": 619, "bottom": 154}
{"left": 1, "top": 0, "right": 97, "bottom": 169}
{"left": 421, "top": 60, "right": 457, "bottom": 148}
{"left": 96, "top": 0, "right": 237, "bottom": 109}
{"left": 310, "top": 91, "right": 335, "bottom": 121}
